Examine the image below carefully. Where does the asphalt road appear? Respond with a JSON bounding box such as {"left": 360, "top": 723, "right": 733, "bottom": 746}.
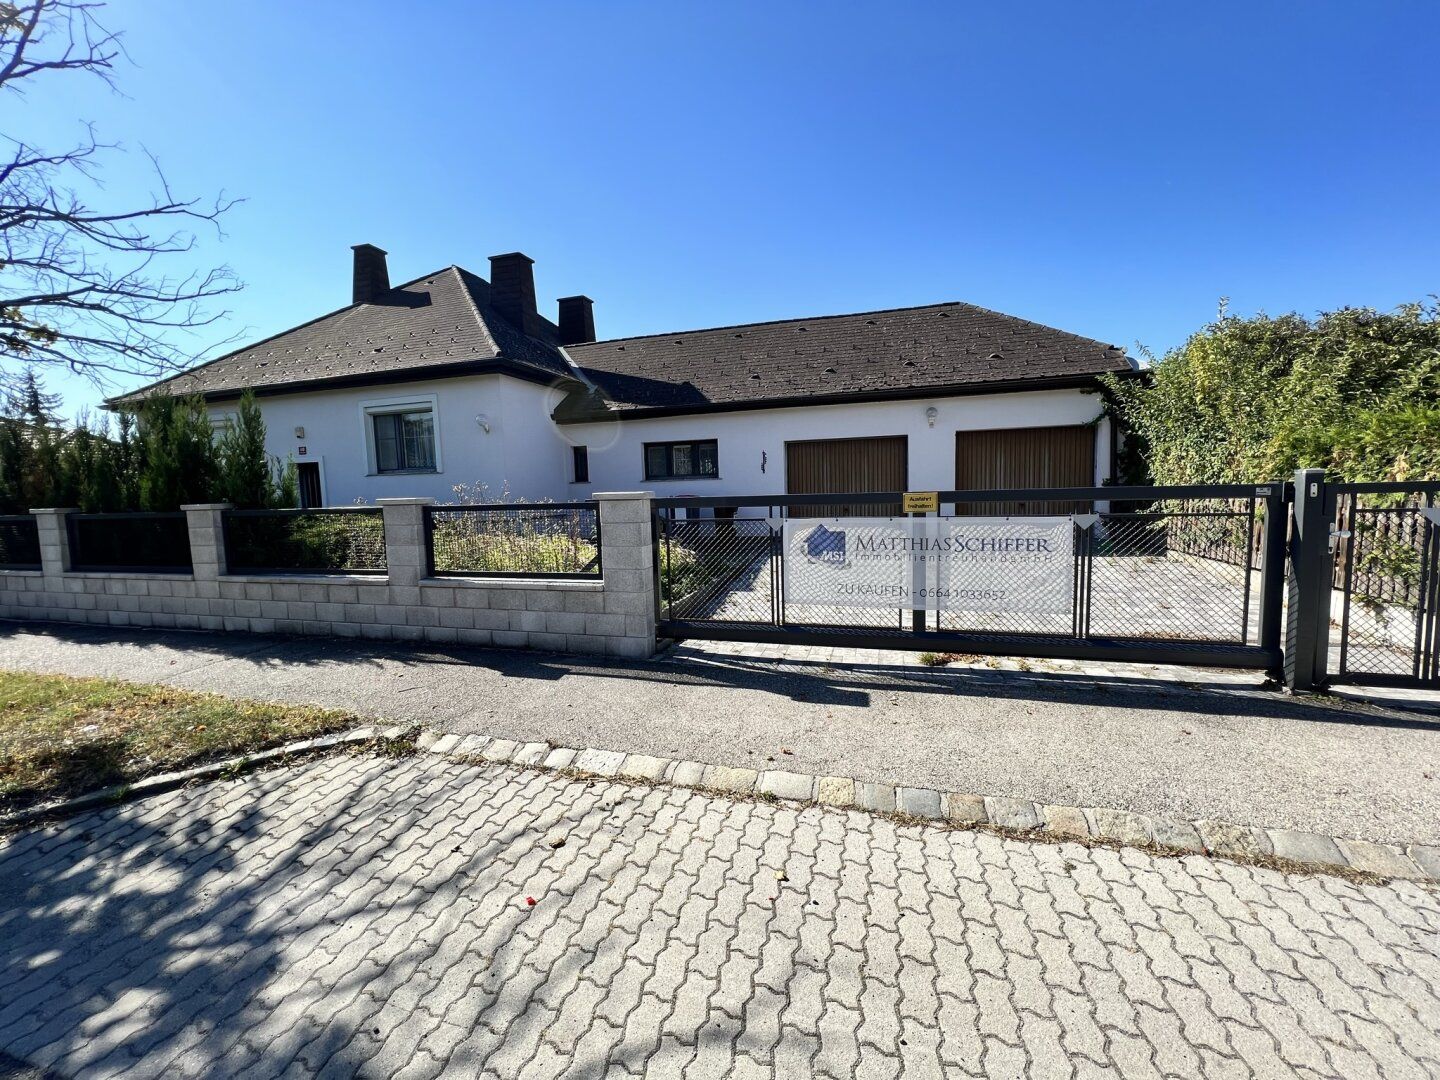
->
{"left": 1, "top": 622, "right": 1437, "bottom": 846}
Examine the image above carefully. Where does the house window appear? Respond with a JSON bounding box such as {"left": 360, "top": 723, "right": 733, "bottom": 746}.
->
{"left": 208, "top": 414, "right": 236, "bottom": 441}
{"left": 369, "top": 405, "right": 436, "bottom": 473}
{"left": 644, "top": 439, "right": 718, "bottom": 480}
{"left": 572, "top": 445, "right": 589, "bottom": 483}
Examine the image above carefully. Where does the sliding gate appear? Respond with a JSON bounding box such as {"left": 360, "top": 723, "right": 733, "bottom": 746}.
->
{"left": 654, "top": 484, "right": 1286, "bottom": 670}
{"left": 1327, "top": 481, "right": 1440, "bottom": 688}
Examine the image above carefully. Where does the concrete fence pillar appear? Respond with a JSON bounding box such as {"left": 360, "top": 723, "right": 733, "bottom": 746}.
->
{"left": 594, "top": 491, "right": 657, "bottom": 657}
{"left": 377, "top": 497, "right": 434, "bottom": 586}
{"left": 29, "top": 508, "right": 77, "bottom": 577}
{"left": 181, "top": 504, "right": 231, "bottom": 580}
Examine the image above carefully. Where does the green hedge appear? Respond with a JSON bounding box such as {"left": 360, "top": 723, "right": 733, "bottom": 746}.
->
{"left": 1104, "top": 302, "right": 1440, "bottom": 485}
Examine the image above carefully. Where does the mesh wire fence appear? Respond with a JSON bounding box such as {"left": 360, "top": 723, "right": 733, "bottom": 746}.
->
{"left": 427, "top": 504, "right": 599, "bottom": 577}
{"left": 1336, "top": 492, "right": 1435, "bottom": 679}
{"left": 67, "top": 513, "right": 193, "bottom": 572}
{"left": 660, "top": 495, "right": 1264, "bottom": 645}
{"left": 1337, "top": 493, "right": 1429, "bottom": 606}
{"left": 1086, "top": 503, "right": 1256, "bottom": 643}
{"left": 0, "top": 516, "right": 41, "bottom": 568}
{"left": 662, "top": 517, "right": 774, "bottom": 622}
{"left": 224, "top": 509, "right": 387, "bottom": 574}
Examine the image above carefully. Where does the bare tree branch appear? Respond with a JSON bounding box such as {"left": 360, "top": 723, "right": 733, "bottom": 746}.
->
{"left": 0, "top": 0, "right": 241, "bottom": 394}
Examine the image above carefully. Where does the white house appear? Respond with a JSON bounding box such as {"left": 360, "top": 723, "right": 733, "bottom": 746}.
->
{"left": 113, "top": 245, "right": 1137, "bottom": 507}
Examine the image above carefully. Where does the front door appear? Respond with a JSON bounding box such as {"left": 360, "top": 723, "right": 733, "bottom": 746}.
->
{"left": 296, "top": 462, "right": 323, "bottom": 509}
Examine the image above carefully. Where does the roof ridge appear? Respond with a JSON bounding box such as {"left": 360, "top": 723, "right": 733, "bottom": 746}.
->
{"left": 106, "top": 263, "right": 478, "bottom": 405}
{"left": 447, "top": 265, "right": 502, "bottom": 357}
{"left": 573, "top": 301, "right": 966, "bottom": 348}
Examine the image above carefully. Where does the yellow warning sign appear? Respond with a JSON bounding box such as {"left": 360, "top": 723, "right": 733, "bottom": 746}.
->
{"left": 901, "top": 491, "right": 939, "bottom": 514}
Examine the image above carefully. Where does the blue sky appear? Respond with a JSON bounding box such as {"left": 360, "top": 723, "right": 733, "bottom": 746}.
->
{"left": 19, "top": 0, "right": 1440, "bottom": 416}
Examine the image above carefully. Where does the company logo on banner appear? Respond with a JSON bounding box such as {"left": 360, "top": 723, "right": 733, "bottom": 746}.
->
{"left": 782, "top": 516, "right": 1074, "bottom": 613}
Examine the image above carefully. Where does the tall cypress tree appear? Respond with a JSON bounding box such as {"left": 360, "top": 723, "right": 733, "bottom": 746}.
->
{"left": 138, "top": 395, "right": 217, "bottom": 511}
{"left": 215, "top": 391, "right": 273, "bottom": 508}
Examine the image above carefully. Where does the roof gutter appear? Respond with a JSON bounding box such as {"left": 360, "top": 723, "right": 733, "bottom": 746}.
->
{"left": 551, "top": 370, "right": 1137, "bottom": 425}
{"left": 106, "top": 357, "right": 581, "bottom": 409}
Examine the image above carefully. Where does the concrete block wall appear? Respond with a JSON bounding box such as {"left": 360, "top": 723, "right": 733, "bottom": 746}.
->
{"left": 0, "top": 494, "right": 657, "bottom": 659}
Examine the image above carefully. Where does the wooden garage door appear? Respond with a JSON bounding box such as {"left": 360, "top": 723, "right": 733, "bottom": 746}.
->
{"left": 955, "top": 425, "right": 1095, "bottom": 515}
{"left": 786, "top": 435, "right": 907, "bottom": 517}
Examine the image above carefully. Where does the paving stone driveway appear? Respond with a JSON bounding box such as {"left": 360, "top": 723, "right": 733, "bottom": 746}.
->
{"left": 2, "top": 753, "right": 1438, "bottom": 1079}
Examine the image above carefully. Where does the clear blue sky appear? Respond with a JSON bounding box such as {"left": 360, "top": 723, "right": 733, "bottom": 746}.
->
{"left": 22, "top": 0, "right": 1440, "bottom": 416}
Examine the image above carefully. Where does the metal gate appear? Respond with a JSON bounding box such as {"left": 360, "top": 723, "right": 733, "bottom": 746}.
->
{"left": 1328, "top": 481, "right": 1440, "bottom": 687}
{"left": 654, "top": 483, "right": 1286, "bottom": 671}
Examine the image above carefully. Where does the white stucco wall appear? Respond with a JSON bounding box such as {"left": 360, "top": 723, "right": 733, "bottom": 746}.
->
{"left": 214, "top": 379, "right": 1110, "bottom": 507}
{"left": 209, "top": 375, "right": 574, "bottom": 506}
{"left": 559, "top": 387, "right": 1112, "bottom": 501}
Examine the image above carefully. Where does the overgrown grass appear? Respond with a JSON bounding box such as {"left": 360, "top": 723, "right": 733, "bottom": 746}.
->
{"left": 0, "top": 671, "right": 358, "bottom": 812}
{"left": 430, "top": 521, "right": 598, "bottom": 575}
{"left": 916, "top": 652, "right": 982, "bottom": 667}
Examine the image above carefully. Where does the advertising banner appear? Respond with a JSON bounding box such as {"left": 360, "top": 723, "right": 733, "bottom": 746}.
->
{"left": 782, "top": 516, "right": 1074, "bottom": 613}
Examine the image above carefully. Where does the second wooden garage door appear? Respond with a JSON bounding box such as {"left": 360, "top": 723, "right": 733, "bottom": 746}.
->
{"left": 786, "top": 435, "right": 907, "bottom": 516}
{"left": 955, "top": 425, "right": 1096, "bottom": 514}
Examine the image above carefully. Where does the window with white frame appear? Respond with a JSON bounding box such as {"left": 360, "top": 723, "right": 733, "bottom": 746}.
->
{"left": 364, "top": 399, "right": 438, "bottom": 473}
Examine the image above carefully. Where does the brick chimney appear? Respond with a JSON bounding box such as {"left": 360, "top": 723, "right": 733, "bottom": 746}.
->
{"left": 351, "top": 243, "right": 390, "bottom": 304}
{"left": 557, "top": 295, "right": 595, "bottom": 345}
{"left": 488, "top": 252, "right": 537, "bottom": 330}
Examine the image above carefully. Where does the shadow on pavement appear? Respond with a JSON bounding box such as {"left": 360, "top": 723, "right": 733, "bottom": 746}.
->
{"left": 4, "top": 620, "right": 1437, "bottom": 731}
{"left": 0, "top": 753, "right": 579, "bottom": 1077}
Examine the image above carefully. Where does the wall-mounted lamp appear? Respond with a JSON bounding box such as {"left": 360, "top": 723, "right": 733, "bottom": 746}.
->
{"left": 293, "top": 426, "right": 305, "bottom": 439}
{"left": 925, "top": 406, "right": 938, "bottom": 428}
{"left": 475, "top": 415, "right": 491, "bottom": 434}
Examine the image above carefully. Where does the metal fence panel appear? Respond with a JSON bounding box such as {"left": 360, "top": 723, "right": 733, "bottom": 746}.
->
{"left": 223, "top": 508, "right": 387, "bottom": 575}
{"left": 1332, "top": 484, "right": 1439, "bottom": 685}
{"left": 67, "top": 513, "right": 193, "bottom": 573}
{"left": 0, "top": 515, "right": 41, "bottom": 569}
{"left": 426, "top": 503, "right": 600, "bottom": 578}
{"left": 654, "top": 484, "right": 1284, "bottom": 670}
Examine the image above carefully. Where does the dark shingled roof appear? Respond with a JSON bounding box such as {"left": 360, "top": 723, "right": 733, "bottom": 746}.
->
{"left": 113, "top": 263, "right": 1134, "bottom": 419}
{"left": 558, "top": 301, "right": 1133, "bottom": 420}
{"left": 109, "top": 266, "right": 576, "bottom": 406}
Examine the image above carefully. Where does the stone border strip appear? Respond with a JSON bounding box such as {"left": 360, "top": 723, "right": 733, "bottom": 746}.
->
{"left": 5, "top": 723, "right": 1437, "bottom": 885}
{"left": 412, "top": 731, "right": 1440, "bottom": 884}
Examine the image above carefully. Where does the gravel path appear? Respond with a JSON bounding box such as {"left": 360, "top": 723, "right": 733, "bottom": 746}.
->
{"left": 1, "top": 622, "right": 1438, "bottom": 845}
{"left": 3, "top": 752, "right": 1439, "bottom": 1078}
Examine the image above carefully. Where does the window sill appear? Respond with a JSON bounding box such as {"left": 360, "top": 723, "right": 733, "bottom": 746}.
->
{"left": 367, "top": 470, "right": 440, "bottom": 477}
{"left": 643, "top": 475, "right": 722, "bottom": 483}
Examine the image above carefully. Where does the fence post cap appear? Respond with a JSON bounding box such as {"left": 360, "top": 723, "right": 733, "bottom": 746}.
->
{"left": 376, "top": 497, "right": 436, "bottom": 506}
{"left": 592, "top": 491, "right": 655, "bottom": 500}
{"left": 180, "top": 503, "right": 233, "bottom": 511}
{"left": 27, "top": 507, "right": 79, "bottom": 515}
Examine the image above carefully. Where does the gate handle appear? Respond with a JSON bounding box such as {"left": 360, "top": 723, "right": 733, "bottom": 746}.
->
{"left": 1328, "top": 528, "right": 1351, "bottom": 554}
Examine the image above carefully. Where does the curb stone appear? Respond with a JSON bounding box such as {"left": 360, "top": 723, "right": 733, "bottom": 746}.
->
{"left": 5, "top": 724, "right": 1436, "bottom": 885}
{"left": 466, "top": 739, "right": 1437, "bottom": 883}
{"left": 0, "top": 727, "right": 397, "bottom": 831}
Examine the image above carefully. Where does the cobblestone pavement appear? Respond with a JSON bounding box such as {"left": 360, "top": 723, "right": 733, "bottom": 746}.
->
{"left": 2, "top": 754, "right": 1439, "bottom": 1079}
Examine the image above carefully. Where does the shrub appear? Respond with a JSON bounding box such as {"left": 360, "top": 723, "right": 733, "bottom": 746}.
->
{"left": 659, "top": 543, "right": 701, "bottom": 603}
{"left": 431, "top": 521, "right": 598, "bottom": 575}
